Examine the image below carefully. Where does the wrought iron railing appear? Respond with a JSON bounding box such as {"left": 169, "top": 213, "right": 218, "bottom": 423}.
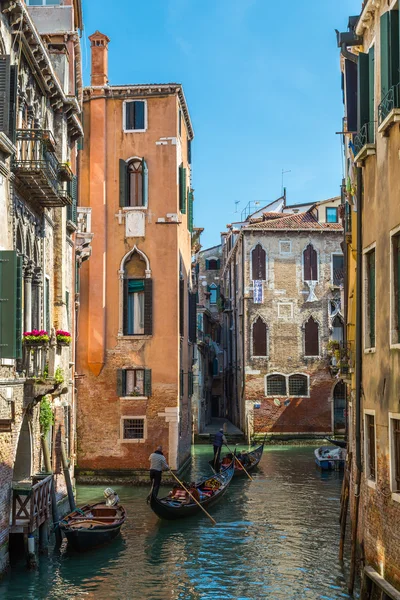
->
{"left": 353, "top": 121, "right": 375, "bottom": 155}
{"left": 378, "top": 83, "right": 400, "bottom": 125}
{"left": 13, "top": 129, "right": 59, "bottom": 191}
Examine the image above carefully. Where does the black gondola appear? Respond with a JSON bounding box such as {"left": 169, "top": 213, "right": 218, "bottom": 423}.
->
{"left": 326, "top": 437, "right": 347, "bottom": 449}
{"left": 60, "top": 503, "right": 126, "bottom": 551}
{"left": 149, "top": 460, "right": 235, "bottom": 521}
{"left": 209, "top": 442, "right": 265, "bottom": 475}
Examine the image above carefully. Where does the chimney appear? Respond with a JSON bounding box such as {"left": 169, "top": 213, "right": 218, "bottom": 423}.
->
{"left": 89, "top": 31, "right": 110, "bottom": 86}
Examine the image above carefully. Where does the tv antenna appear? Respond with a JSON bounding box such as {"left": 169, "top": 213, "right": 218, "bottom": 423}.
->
{"left": 281, "top": 169, "right": 291, "bottom": 196}
{"left": 234, "top": 200, "right": 240, "bottom": 214}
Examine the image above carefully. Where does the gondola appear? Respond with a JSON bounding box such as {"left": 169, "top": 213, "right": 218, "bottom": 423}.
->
{"left": 209, "top": 441, "right": 265, "bottom": 475}
{"left": 149, "top": 459, "right": 235, "bottom": 521}
{"left": 326, "top": 437, "right": 347, "bottom": 449}
{"left": 60, "top": 503, "right": 126, "bottom": 551}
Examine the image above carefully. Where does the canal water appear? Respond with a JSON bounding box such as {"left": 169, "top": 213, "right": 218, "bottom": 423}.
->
{"left": 1, "top": 446, "right": 356, "bottom": 600}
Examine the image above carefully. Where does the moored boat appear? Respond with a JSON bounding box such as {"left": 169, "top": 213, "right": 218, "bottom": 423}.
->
{"left": 149, "top": 459, "right": 235, "bottom": 521}
{"left": 209, "top": 442, "right": 265, "bottom": 475}
{"left": 326, "top": 437, "right": 347, "bottom": 449}
{"left": 60, "top": 503, "right": 126, "bottom": 551}
{"left": 314, "top": 446, "right": 346, "bottom": 471}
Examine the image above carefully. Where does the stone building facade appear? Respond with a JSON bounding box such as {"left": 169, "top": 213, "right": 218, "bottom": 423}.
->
{"left": 0, "top": 0, "right": 84, "bottom": 574}
{"left": 222, "top": 202, "right": 344, "bottom": 438}
{"left": 76, "top": 32, "right": 196, "bottom": 477}
{"left": 338, "top": 2, "right": 400, "bottom": 594}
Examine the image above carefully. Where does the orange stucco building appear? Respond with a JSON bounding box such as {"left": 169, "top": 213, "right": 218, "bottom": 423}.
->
{"left": 76, "top": 32, "right": 196, "bottom": 476}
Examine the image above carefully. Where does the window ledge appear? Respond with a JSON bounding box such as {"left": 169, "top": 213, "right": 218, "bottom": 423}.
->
{"left": 120, "top": 438, "right": 146, "bottom": 443}
{"left": 364, "top": 347, "right": 376, "bottom": 354}
{"left": 117, "top": 335, "right": 152, "bottom": 340}
{"left": 390, "top": 343, "right": 400, "bottom": 350}
{"left": 120, "top": 396, "right": 147, "bottom": 401}
{"left": 123, "top": 128, "right": 147, "bottom": 134}
{"left": 378, "top": 108, "right": 400, "bottom": 135}
{"left": 354, "top": 143, "right": 376, "bottom": 166}
{"left": 391, "top": 492, "right": 400, "bottom": 504}
{"left": 366, "top": 478, "right": 376, "bottom": 490}
{"left": 0, "top": 132, "right": 16, "bottom": 157}
{"left": 122, "top": 207, "right": 147, "bottom": 212}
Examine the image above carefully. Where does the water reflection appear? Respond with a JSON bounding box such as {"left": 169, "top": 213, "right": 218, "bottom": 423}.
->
{"left": 0, "top": 446, "right": 357, "bottom": 600}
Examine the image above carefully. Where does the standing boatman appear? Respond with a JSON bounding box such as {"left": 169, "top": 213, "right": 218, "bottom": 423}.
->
{"left": 148, "top": 445, "right": 169, "bottom": 500}
{"left": 213, "top": 428, "right": 227, "bottom": 466}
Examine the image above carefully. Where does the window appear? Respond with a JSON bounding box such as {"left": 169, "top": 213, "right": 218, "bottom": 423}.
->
{"left": 187, "top": 138, "right": 192, "bottom": 164}
{"left": 304, "top": 316, "right": 319, "bottom": 356}
{"left": 279, "top": 240, "right": 291, "bottom": 255}
{"left": 391, "top": 232, "right": 400, "bottom": 344}
{"left": 45, "top": 276, "right": 50, "bottom": 333}
{"left": 179, "top": 163, "right": 187, "bottom": 213}
{"left": 0, "top": 251, "right": 22, "bottom": 359}
{"left": 26, "top": 0, "right": 60, "bottom": 4}
{"left": 213, "top": 358, "right": 219, "bottom": 376}
{"left": 117, "top": 368, "right": 151, "bottom": 397}
{"left": 390, "top": 416, "right": 400, "bottom": 494}
{"left": 331, "top": 315, "right": 344, "bottom": 343}
{"left": 288, "top": 374, "right": 309, "bottom": 397}
{"left": 124, "top": 279, "right": 144, "bottom": 334}
{"left": 332, "top": 254, "right": 344, "bottom": 287}
{"left": 303, "top": 244, "right": 317, "bottom": 281}
{"left": 209, "top": 284, "right": 219, "bottom": 305}
{"left": 122, "top": 251, "right": 152, "bottom": 336}
{"left": 266, "top": 374, "right": 286, "bottom": 396}
{"left": 124, "top": 100, "right": 146, "bottom": 131}
{"left": 326, "top": 207, "right": 338, "bottom": 223}
{"left": 380, "top": 11, "right": 399, "bottom": 101}
{"left": 251, "top": 244, "right": 266, "bottom": 280}
{"left": 119, "top": 158, "right": 148, "bottom": 207}
{"left": 357, "top": 47, "right": 374, "bottom": 134}
{"left": 365, "top": 248, "right": 376, "bottom": 348}
{"left": 123, "top": 418, "right": 144, "bottom": 440}
{"left": 178, "top": 108, "right": 182, "bottom": 137}
{"left": 206, "top": 259, "right": 220, "bottom": 270}
{"left": 365, "top": 412, "right": 376, "bottom": 482}
{"left": 252, "top": 317, "right": 267, "bottom": 357}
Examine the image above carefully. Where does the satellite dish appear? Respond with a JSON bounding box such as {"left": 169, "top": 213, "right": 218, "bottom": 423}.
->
{"left": 273, "top": 398, "right": 281, "bottom": 407}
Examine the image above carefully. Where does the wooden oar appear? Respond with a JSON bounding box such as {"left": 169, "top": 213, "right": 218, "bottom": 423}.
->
{"left": 224, "top": 444, "right": 253, "bottom": 481}
{"left": 169, "top": 469, "right": 216, "bottom": 526}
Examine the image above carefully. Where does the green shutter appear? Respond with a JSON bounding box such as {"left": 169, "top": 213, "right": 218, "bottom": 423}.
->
{"left": 390, "top": 11, "right": 399, "bottom": 88}
{"left": 368, "top": 46, "right": 375, "bottom": 124}
{"left": 16, "top": 256, "right": 22, "bottom": 359}
{"left": 119, "top": 159, "right": 128, "bottom": 207}
{"left": 358, "top": 52, "right": 370, "bottom": 130}
{"left": 179, "top": 164, "right": 186, "bottom": 213}
{"left": 142, "top": 158, "right": 148, "bottom": 207}
{"left": 0, "top": 251, "right": 17, "bottom": 359}
{"left": 8, "top": 64, "right": 17, "bottom": 143}
{"left": 144, "top": 369, "right": 152, "bottom": 397}
{"left": 381, "top": 12, "right": 390, "bottom": 98}
{"left": 205, "top": 259, "right": 210, "bottom": 270}
{"left": 128, "top": 279, "right": 145, "bottom": 293}
{"left": 188, "top": 191, "right": 193, "bottom": 232}
{"left": 143, "top": 278, "right": 153, "bottom": 335}
{"left": 369, "top": 251, "right": 376, "bottom": 347}
{"left": 380, "top": 11, "right": 400, "bottom": 99}
{"left": 0, "top": 55, "right": 10, "bottom": 135}
{"left": 117, "top": 369, "right": 124, "bottom": 397}
{"left": 67, "top": 175, "right": 78, "bottom": 223}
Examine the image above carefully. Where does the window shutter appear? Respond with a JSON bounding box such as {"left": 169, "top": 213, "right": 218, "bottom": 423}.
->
{"left": 189, "top": 292, "right": 197, "bottom": 343}
{"left": 16, "top": 256, "right": 22, "bottom": 359}
{"left": 205, "top": 259, "right": 210, "bottom": 270}
{"left": 380, "top": 11, "right": 399, "bottom": 99}
{"left": 216, "top": 259, "right": 221, "bottom": 270}
{"left": 188, "top": 371, "right": 193, "bottom": 396}
{"left": 67, "top": 175, "right": 78, "bottom": 223}
{"left": 125, "top": 102, "right": 135, "bottom": 130}
{"left": 0, "top": 251, "right": 17, "bottom": 359}
{"left": 345, "top": 59, "right": 358, "bottom": 132}
{"left": 304, "top": 317, "right": 319, "bottom": 356}
{"left": 123, "top": 279, "right": 128, "bottom": 335}
{"left": 143, "top": 278, "right": 153, "bottom": 335}
{"left": 252, "top": 317, "right": 267, "bottom": 356}
{"left": 303, "top": 244, "right": 317, "bottom": 280}
{"left": 369, "top": 251, "right": 376, "bottom": 347}
{"left": 368, "top": 46, "right": 375, "bottom": 124}
{"left": 357, "top": 52, "right": 370, "bottom": 131}
{"left": 117, "top": 369, "right": 125, "bottom": 397}
{"left": 134, "top": 101, "right": 145, "bottom": 130}
{"left": 187, "top": 138, "right": 192, "bottom": 164}
{"left": 397, "top": 240, "right": 400, "bottom": 343}
{"left": 179, "top": 164, "right": 186, "bottom": 213}
{"left": 8, "top": 64, "right": 17, "bottom": 143}
{"left": 144, "top": 368, "right": 152, "bottom": 397}
{"left": 252, "top": 245, "right": 266, "bottom": 280}
{"left": 179, "top": 279, "right": 184, "bottom": 337}
{"left": 0, "top": 55, "right": 10, "bottom": 134}
{"left": 188, "top": 190, "right": 194, "bottom": 232}
{"left": 381, "top": 12, "right": 390, "bottom": 98}
{"left": 142, "top": 158, "right": 148, "bottom": 207}
{"left": 119, "top": 159, "right": 128, "bottom": 207}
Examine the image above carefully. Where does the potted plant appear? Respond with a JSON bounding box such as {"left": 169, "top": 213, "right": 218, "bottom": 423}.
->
{"left": 23, "top": 330, "right": 50, "bottom": 345}
{"left": 56, "top": 330, "right": 72, "bottom": 346}
{"left": 128, "top": 387, "right": 142, "bottom": 397}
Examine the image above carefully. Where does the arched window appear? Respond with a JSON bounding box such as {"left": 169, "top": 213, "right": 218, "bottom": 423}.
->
{"left": 251, "top": 244, "right": 266, "bottom": 280}
{"left": 252, "top": 317, "right": 267, "bottom": 356}
{"left": 122, "top": 248, "right": 152, "bottom": 335}
{"left": 304, "top": 316, "right": 319, "bottom": 356}
{"left": 331, "top": 315, "right": 344, "bottom": 343}
{"left": 266, "top": 373, "right": 286, "bottom": 396}
{"left": 303, "top": 243, "right": 317, "bottom": 281}
{"left": 288, "top": 374, "right": 309, "bottom": 397}
{"left": 206, "top": 258, "right": 220, "bottom": 270}
{"left": 120, "top": 158, "right": 148, "bottom": 207}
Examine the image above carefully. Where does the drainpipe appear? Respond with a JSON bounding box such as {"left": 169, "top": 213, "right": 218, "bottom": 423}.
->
{"left": 349, "top": 165, "right": 363, "bottom": 595}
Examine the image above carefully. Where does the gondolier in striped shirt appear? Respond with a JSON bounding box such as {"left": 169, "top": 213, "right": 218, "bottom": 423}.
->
{"left": 148, "top": 446, "right": 169, "bottom": 499}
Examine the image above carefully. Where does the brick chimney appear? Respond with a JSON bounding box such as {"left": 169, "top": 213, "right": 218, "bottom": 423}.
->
{"left": 89, "top": 31, "right": 110, "bottom": 86}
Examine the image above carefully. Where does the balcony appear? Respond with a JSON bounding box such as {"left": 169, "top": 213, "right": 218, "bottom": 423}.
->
{"left": 378, "top": 83, "right": 400, "bottom": 135}
{"left": 10, "top": 474, "right": 53, "bottom": 534}
{"left": 12, "top": 130, "right": 72, "bottom": 207}
{"left": 353, "top": 121, "right": 376, "bottom": 164}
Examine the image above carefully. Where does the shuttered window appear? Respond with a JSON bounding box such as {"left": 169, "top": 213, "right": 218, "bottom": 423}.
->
{"left": 188, "top": 190, "right": 194, "bottom": 233}
{"left": 179, "top": 279, "right": 184, "bottom": 337}
{"left": 208, "top": 284, "right": 219, "bottom": 305}
{"left": 120, "top": 159, "right": 148, "bottom": 207}
{"left": 358, "top": 52, "right": 370, "bottom": 130}
{"left": 117, "top": 368, "right": 152, "bottom": 397}
{"left": 8, "top": 64, "right": 17, "bottom": 143}
{"left": 392, "top": 234, "right": 400, "bottom": 343}
{"left": 0, "top": 55, "right": 10, "bottom": 135}
{"left": 0, "top": 251, "right": 22, "bottom": 359}
{"left": 251, "top": 244, "right": 266, "bottom": 280}
{"left": 143, "top": 278, "right": 153, "bottom": 335}
{"left": 123, "top": 279, "right": 152, "bottom": 336}
{"left": 366, "top": 414, "right": 376, "bottom": 480}
{"left": 380, "top": 10, "right": 399, "bottom": 100}
{"left": 45, "top": 277, "right": 50, "bottom": 333}
{"left": 188, "top": 292, "right": 197, "bottom": 343}
{"left": 392, "top": 418, "right": 400, "bottom": 492}
{"left": 67, "top": 175, "right": 78, "bottom": 223}
{"left": 187, "top": 138, "right": 192, "bottom": 164}
{"left": 252, "top": 317, "right": 267, "bottom": 357}
{"left": 124, "top": 101, "right": 146, "bottom": 131}
{"left": 206, "top": 259, "right": 220, "bottom": 270}
{"left": 366, "top": 249, "right": 376, "bottom": 347}
{"left": 332, "top": 254, "right": 344, "bottom": 286}
{"left": 345, "top": 59, "right": 358, "bottom": 132}
{"left": 179, "top": 164, "right": 186, "bottom": 213}
{"left": 303, "top": 244, "right": 317, "bottom": 281}
{"left": 304, "top": 317, "right": 319, "bottom": 356}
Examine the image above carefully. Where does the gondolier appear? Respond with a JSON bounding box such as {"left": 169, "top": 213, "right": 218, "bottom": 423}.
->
{"left": 148, "top": 445, "right": 169, "bottom": 499}
{"left": 213, "top": 428, "right": 227, "bottom": 464}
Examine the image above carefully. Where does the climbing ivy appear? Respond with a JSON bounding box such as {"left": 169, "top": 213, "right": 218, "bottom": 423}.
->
{"left": 39, "top": 397, "right": 54, "bottom": 435}
{"left": 55, "top": 367, "right": 64, "bottom": 384}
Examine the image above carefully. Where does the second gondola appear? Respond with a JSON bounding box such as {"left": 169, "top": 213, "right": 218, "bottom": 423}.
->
{"left": 209, "top": 441, "right": 265, "bottom": 475}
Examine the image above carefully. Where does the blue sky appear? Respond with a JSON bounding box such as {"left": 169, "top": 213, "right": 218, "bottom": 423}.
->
{"left": 81, "top": 0, "right": 360, "bottom": 249}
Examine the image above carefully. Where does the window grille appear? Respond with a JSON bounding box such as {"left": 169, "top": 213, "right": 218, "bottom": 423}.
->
{"left": 288, "top": 374, "right": 308, "bottom": 396}
{"left": 266, "top": 374, "right": 286, "bottom": 396}
{"left": 123, "top": 419, "right": 144, "bottom": 440}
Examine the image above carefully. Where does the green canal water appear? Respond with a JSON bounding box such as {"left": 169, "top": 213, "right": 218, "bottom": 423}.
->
{"left": 0, "top": 446, "right": 356, "bottom": 600}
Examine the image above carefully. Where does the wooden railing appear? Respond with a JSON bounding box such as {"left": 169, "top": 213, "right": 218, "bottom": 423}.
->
{"left": 11, "top": 474, "right": 53, "bottom": 533}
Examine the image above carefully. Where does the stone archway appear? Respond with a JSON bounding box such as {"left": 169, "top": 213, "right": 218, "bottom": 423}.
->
{"left": 13, "top": 414, "right": 33, "bottom": 482}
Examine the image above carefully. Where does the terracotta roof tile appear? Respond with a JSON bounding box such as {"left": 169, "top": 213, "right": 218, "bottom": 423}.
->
{"left": 247, "top": 211, "right": 343, "bottom": 231}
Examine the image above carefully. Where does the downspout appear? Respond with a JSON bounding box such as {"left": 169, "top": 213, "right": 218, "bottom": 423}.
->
{"left": 341, "top": 43, "right": 358, "bottom": 64}
{"left": 349, "top": 165, "right": 363, "bottom": 595}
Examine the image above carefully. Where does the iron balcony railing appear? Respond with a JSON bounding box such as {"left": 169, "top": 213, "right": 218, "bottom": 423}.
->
{"left": 353, "top": 121, "right": 375, "bottom": 155}
{"left": 378, "top": 83, "right": 400, "bottom": 125}
{"left": 12, "top": 129, "right": 72, "bottom": 207}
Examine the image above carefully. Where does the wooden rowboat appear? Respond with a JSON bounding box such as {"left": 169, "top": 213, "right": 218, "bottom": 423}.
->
{"left": 149, "top": 459, "right": 235, "bottom": 521}
{"left": 60, "top": 503, "right": 126, "bottom": 551}
{"left": 209, "top": 442, "right": 265, "bottom": 475}
{"left": 314, "top": 446, "right": 346, "bottom": 471}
